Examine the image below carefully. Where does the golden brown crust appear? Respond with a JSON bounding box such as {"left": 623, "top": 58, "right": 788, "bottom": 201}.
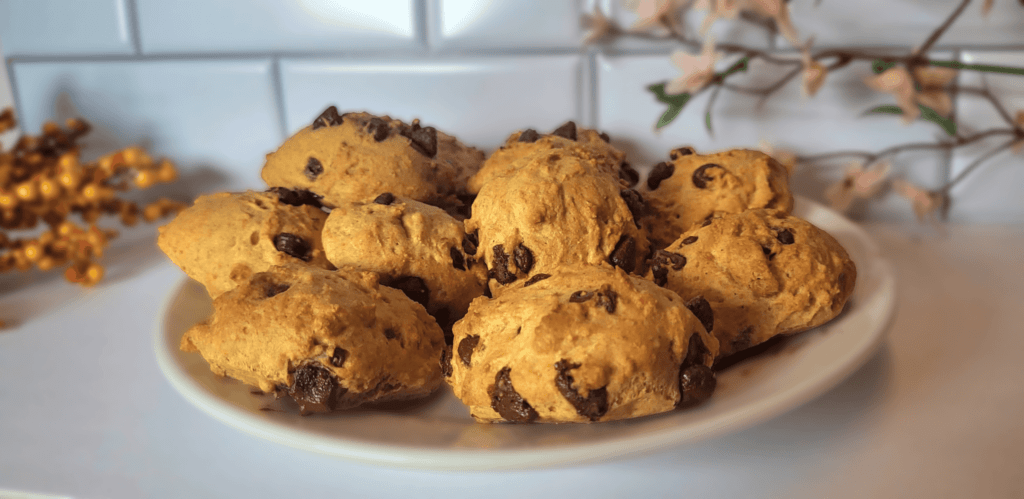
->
{"left": 645, "top": 209, "right": 856, "bottom": 359}
{"left": 642, "top": 148, "right": 794, "bottom": 249}
{"left": 181, "top": 266, "right": 445, "bottom": 410}
{"left": 468, "top": 124, "right": 632, "bottom": 194}
{"left": 447, "top": 264, "right": 718, "bottom": 423}
{"left": 157, "top": 190, "right": 332, "bottom": 299}
{"left": 321, "top": 195, "right": 487, "bottom": 323}
{"left": 261, "top": 111, "right": 484, "bottom": 209}
{"left": 466, "top": 153, "right": 649, "bottom": 297}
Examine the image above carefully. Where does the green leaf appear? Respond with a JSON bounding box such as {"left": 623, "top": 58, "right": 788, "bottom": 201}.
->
{"left": 705, "top": 111, "right": 713, "bottom": 134}
{"left": 648, "top": 82, "right": 691, "bottom": 129}
{"left": 720, "top": 56, "right": 751, "bottom": 78}
{"left": 863, "top": 104, "right": 957, "bottom": 136}
{"left": 864, "top": 104, "right": 904, "bottom": 115}
{"left": 872, "top": 59, "right": 897, "bottom": 74}
{"left": 657, "top": 103, "right": 686, "bottom": 129}
{"left": 918, "top": 104, "right": 956, "bottom": 136}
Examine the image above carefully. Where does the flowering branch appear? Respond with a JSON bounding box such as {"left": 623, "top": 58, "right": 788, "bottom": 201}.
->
{"left": 584, "top": 0, "right": 1024, "bottom": 221}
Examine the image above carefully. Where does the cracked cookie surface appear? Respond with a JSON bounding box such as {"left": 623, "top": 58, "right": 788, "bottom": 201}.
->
{"left": 157, "top": 190, "right": 332, "bottom": 299}
{"left": 642, "top": 148, "right": 794, "bottom": 249}
{"left": 645, "top": 209, "right": 856, "bottom": 359}
{"left": 321, "top": 194, "right": 488, "bottom": 340}
{"left": 466, "top": 152, "right": 649, "bottom": 296}
{"left": 180, "top": 265, "right": 445, "bottom": 414}
{"left": 261, "top": 108, "right": 484, "bottom": 210}
{"left": 446, "top": 264, "right": 718, "bottom": 423}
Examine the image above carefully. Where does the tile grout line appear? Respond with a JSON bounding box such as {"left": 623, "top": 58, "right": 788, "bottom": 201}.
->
{"left": 417, "top": 0, "right": 433, "bottom": 53}
{"left": 270, "top": 58, "right": 289, "bottom": 140}
{"left": 5, "top": 57, "right": 24, "bottom": 127}
{"left": 124, "top": 0, "right": 144, "bottom": 55}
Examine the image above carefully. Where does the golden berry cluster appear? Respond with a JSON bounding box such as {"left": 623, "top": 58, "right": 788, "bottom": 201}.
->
{"left": 0, "top": 107, "right": 184, "bottom": 286}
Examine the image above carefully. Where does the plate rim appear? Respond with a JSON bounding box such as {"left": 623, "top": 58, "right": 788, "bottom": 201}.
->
{"left": 152, "top": 196, "right": 897, "bottom": 470}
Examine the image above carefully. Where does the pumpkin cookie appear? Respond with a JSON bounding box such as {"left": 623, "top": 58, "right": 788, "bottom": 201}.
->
{"left": 642, "top": 148, "right": 793, "bottom": 249}
{"left": 646, "top": 209, "right": 856, "bottom": 359}
{"left": 180, "top": 265, "right": 446, "bottom": 414}
{"left": 445, "top": 264, "right": 718, "bottom": 423}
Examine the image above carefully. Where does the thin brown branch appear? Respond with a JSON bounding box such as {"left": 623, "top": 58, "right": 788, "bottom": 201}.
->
{"left": 916, "top": 0, "right": 973, "bottom": 55}
{"left": 942, "top": 139, "right": 1018, "bottom": 193}
{"left": 795, "top": 128, "right": 1017, "bottom": 165}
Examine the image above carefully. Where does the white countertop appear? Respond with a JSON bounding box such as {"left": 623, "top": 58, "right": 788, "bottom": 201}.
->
{"left": 2, "top": 223, "right": 1023, "bottom": 499}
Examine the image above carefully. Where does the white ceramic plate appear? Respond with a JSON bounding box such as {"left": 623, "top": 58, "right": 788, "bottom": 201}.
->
{"left": 153, "top": 196, "right": 896, "bottom": 470}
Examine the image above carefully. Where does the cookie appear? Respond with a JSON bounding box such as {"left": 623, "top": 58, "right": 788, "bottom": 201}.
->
{"left": 180, "top": 265, "right": 446, "bottom": 414}
{"left": 646, "top": 209, "right": 856, "bottom": 359}
{"left": 261, "top": 107, "right": 484, "bottom": 209}
{"left": 157, "top": 190, "right": 332, "bottom": 299}
{"left": 467, "top": 121, "right": 637, "bottom": 194}
{"left": 321, "top": 193, "right": 488, "bottom": 341}
{"left": 642, "top": 148, "right": 794, "bottom": 249}
{"left": 445, "top": 264, "right": 719, "bottom": 423}
{"left": 465, "top": 152, "right": 649, "bottom": 295}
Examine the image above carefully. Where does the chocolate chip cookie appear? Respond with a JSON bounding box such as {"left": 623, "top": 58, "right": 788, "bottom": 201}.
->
{"left": 446, "top": 264, "right": 718, "bottom": 423}
{"left": 467, "top": 121, "right": 637, "bottom": 194}
{"left": 157, "top": 190, "right": 332, "bottom": 299}
{"left": 646, "top": 209, "right": 856, "bottom": 359}
{"left": 320, "top": 194, "right": 488, "bottom": 341}
{"left": 180, "top": 265, "right": 446, "bottom": 414}
{"left": 642, "top": 148, "right": 794, "bottom": 249}
{"left": 261, "top": 107, "right": 484, "bottom": 210}
{"left": 465, "top": 152, "right": 650, "bottom": 296}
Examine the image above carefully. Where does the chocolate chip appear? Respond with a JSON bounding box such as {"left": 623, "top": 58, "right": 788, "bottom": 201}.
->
{"left": 273, "top": 233, "right": 312, "bottom": 262}
{"left": 651, "top": 264, "right": 668, "bottom": 286}
{"left": 647, "top": 161, "right": 675, "bottom": 190}
{"left": 440, "top": 347, "right": 453, "bottom": 377}
{"left": 513, "top": 244, "right": 534, "bottom": 274}
{"left": 523, "top": 273, "right": 551, "bottom": 287}
{"left": 517, "top": 129, "right": 540, "bottom": 143}
{"left": 383, "top": 328, "right": 398, "bottom": 340}
{"left": 551, "top": 121, "right": 577, "bottom": 141}
{"left": 692, "top": 163, "right": 721, "bottom": 189}
{"left": 730, "top": 326, "right": 754, "bottom": 352}
{"left": 554, "top": 360, "right": 608, "bottom": 421}
{"left": 619, "top": 162, "right": 640, "bottom": 187}
{"left": 330, "top": 347, "right": 348, "bottom": 367}
{"left": 762, "top": 245, "right": 775, "bottom": 260}
{"left": 289, "top": 363, "right": 347, "bottom": 414}
{"left": 608, "top": 235, "right": 637, "bottom": 273}
{"left": 569, "top": 290, "right": 594, "bottom": 302}
{"left": 264, "top": 282, "right": 290, "bottom": 298}
{"left": 681, "top": 236, "right": 698, "bottom": 245}
{"left": 434, "top": 307, "right": 454, "bottom": 346}
{"left": 653, "top": 249, "right": 686, "bottom": 270}
{"left": 685, "top": 296, "right": 714, "bottom": 332}
{"left": 598, "top": 131, "right": 611, "bottom": 143}
{"left": 385, "top": 275, "right": 430, "bottom": 309}
{"left": 489, "top": 367, "right": 538, "bottom": 423}
{"left": 701, "top": 214, "right": 715, "bottom": 227}
{"left": 366, "top": 117, "right": 390, "bottom": 142}
{"left": 683, "top": 331, "right": 711, "bottom": 367}
{"left": 304, "top": 157, "right": 323, "bottom": 180}
{"left": 373, "top": 192, "right": 395, "bottom": 205}
{"left": 596, "top": 289, "right": 618, "bottom": 314}
{"left": 677, "top": 364, "right": 716, "bottom": 408}
{"left": 450, "top": 246, "right": 466, "bottom": 271}
{"left": 489, "top": 245, "right": 517, "bottom": 285}
{"left": 269, "top": 187, "right": 324, "bottom": 208}
{"left": 462, "top": 231, "right": 479, "bottom": 255}
{"left": 776, "top": 228, "right": 795, "bottom": 245}
{"left": 458, "top": 335, "right": 480, "bottom": 366}
{"left": 400, "top": 121, "right": 438, "bottom": 158}
{"left": 670, "top": 146, "right": 695, "bottom": 159}
{"left": 620, "top": 189, "right": 646, "bottom": 227}
{"left": 311, "top": 105, "right": 343, "bottom": 130}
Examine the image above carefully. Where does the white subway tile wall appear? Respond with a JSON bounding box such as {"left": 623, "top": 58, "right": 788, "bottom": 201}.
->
{"left": 1, "top": 0, "right": 1022, "bottom": 221}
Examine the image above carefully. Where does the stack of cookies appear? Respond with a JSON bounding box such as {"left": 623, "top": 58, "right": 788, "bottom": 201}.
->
{"left": 158, "top": 106, "right": 856, "bottom": 423}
